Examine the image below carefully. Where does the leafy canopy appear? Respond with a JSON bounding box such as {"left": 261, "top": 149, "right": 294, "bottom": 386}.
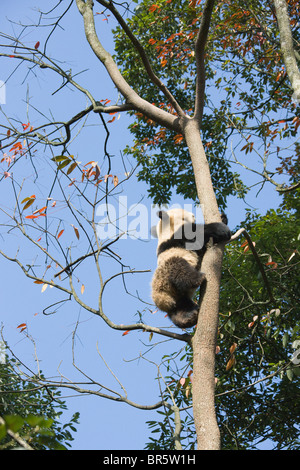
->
{"left": 113, "top": 0, "right": 300, "bottom": 207}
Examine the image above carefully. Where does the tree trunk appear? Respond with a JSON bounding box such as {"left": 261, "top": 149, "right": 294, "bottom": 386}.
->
{"left": 273, "top": 0, "right": 300, "bottom": 103}
{"left": 183, "top": 117, "right": 223, "bottom": 450}
{"left": 76, "top": 0, "right": 223, "bottom": 450}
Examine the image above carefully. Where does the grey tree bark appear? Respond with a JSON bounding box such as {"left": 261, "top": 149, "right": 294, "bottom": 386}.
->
{"left": 274, "top": 0, "right": 300, "bottom": 103}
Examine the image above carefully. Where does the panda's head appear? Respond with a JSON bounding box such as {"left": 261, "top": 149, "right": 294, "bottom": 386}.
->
{"left": 151, "top": 208, "right": 195, "bottom": 243}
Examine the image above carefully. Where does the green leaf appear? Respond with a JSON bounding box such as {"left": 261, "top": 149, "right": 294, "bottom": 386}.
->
{"left": 282, "top": 332, "right": 289, "bottom": 348}
{"left": 57, "top": 159, "right": 71, "bottom": 170}
{"left": 4, "top": 415, "right": 24, "bottom": 433}
{"left": 51, "top": 155, "right": 70, "bottom": 162}
{"left": 66, "top": 161, "right": 78, "bottom": 175}
{"left": 0, "top": 423, "right": 7, "bottom": 441}
{"left": 286, "top": 367, "right": 293, "bottom": 381}
{"left": 26, "top": 414, "right": 53, "bottom": 428}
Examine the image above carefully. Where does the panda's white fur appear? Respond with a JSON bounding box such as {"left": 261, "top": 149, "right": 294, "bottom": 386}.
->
{"left": 151, "top": 208, "right": 230, "bottom": 328}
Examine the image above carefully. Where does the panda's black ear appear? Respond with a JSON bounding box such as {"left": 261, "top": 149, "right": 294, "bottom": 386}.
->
{"left": 157, "top": 210, "right": 164, "bottom": 219}
{"left": 221, "top": 213, "right": 228, "bottom": 225}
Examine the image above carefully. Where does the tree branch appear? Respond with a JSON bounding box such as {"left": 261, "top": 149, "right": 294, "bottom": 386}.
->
{"left": 95, "top": 0, "right": 186, "bottom": 118}
{"left": 194, "top": 0, "right": 216, "bottom": 124}
{"left": 75, "top": 0, "right": 181, "bottom": 131}
{"left": 0, "top": 416, "right": 34, "bottom": 450}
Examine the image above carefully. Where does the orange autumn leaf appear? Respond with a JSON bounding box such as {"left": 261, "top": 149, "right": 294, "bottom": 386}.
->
{"left": 33, "top": 206, "right": 47, "bottom": 214}
{"left": 57, "top": 229, "right": 64, "bottom": 239}
{"left": 71, "top": 224, "right": 80, "bottom": 240}
{"left": 10, "top": 142, "right": 22, "bottom": 153}
{"left": 149, "top": 4, "right": 160, "bottom": 12}
{"left": 226, "top": 355, "right": 236, "bottom": 371}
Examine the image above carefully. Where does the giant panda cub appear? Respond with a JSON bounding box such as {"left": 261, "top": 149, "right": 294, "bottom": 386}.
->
{"left": 151, "top": 208, "right": 231, "bottom": 329}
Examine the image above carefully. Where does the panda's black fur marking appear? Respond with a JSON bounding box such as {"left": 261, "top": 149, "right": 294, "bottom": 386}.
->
{"left": 151, "top": 209, "right": 231, "bottom": 329}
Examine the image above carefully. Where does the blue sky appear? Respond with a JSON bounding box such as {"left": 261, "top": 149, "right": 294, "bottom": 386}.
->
{"left": 0, "top": 0, "right": 284, "bottom": 450}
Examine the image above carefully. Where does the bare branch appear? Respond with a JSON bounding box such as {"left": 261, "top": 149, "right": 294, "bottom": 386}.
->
{"left": 75, "top": 0, "right": 181, "bottom": 131}
{"left": 194, "top": 0, "right": 216, "bottom": 124}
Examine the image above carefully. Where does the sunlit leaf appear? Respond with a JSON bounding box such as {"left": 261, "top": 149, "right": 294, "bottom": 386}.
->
{"left": 22, "top": 195, "right": 36, "bottom": 210}
{"left": 57, "top": 229, "right": 64, "bottom": 239}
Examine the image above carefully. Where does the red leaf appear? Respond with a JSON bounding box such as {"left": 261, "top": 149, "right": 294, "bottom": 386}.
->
{"left": 57, "top": 229, "right": 64, "bottom": 239}
{"left": 33, "top": 206, "right": 47, "bottom": 214}
{"left": 149, "top": 4, "right": 159, "bottom": 12}
{"left": 34, "top": 41, "right": 40, "bottom": 50}
{"left": 10, "top": 142, "right": 22, "bottom": 152}
{"left": 122, "top": 330, "right": 130, "bottom": 336}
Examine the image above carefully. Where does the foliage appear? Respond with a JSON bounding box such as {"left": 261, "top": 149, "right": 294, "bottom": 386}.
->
{"left": 145, "top": 207, "right": 300, "bottom": 449}
{"left": 113, "top": 0, "right": 247, "bottom": 208}
{"left": 0, "top": 354, "right": 79, "bottom": 450}
{"left": 0, "top": 0, "right": 300, "bottom": 451}
{"left": 113, "top": 0, "right": 300, "bottom": 207}
{"left": 217, "top": 207, "right": 300, "bottom": 449}
{"left": 112, "top": 0, "right": 300, "bottom": 448}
